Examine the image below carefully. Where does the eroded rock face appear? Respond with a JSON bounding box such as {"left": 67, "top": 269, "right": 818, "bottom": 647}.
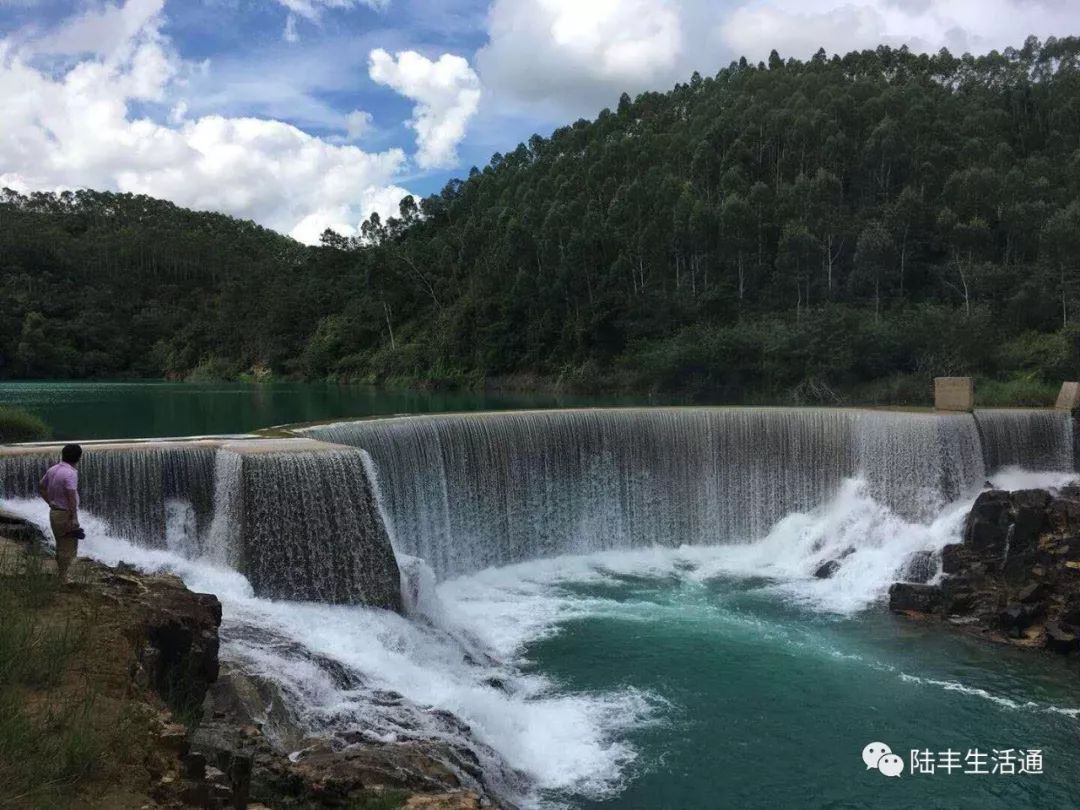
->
{"left": 193, "top": 662, "right": 500, "bottom": 809}
{"left": 136, "top": 574, "right": 223, "bottom": 713}
{"left": 888, "top": 583, "right": 943, "bottom": 613}
{"left": 889, "top": 486, "right": 1080, "bottom": 655}
{"left": 0, "top": 512, "right": 489, "bottom": 808}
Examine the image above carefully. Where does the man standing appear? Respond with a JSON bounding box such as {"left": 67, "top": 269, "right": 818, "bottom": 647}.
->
{"left": 38, "top": 444, "right": 83, "bottom": 583}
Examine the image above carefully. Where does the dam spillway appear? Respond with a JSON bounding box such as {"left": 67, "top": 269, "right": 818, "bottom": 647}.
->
{"left": 0, "top": 407, "right": 1073, "bottom": 594}
{"left": 301, "top": 407, "right": 1075, "bottom": 579}
{"left": 0, "top": 437, "right": 401, "bottom": 608}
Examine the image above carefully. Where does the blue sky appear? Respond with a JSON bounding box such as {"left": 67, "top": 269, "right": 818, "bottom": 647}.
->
{"left": 1, "top": 0, "right": 1077, "bottom": 242}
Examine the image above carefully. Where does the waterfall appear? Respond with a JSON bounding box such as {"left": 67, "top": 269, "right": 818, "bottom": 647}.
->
{"left": 302, "top": 407, "right": 1070, "bottom": 579}
{"left": 0, "top": 443, "right": 217, "bottom": 546}
{"left": 220, "top": 443, "right": 401, "bottom": 609}
{"left": 0, "top": 439, "right": 401, "bottom": 609}
{"left": 2, "top": 407, "right": 1072, "bottom": 595}
{"left": 854, "top": 411, "right": 985, "bottom": 522}
{"left": 973, "top": 409, "right": 1074, "bottom": 472}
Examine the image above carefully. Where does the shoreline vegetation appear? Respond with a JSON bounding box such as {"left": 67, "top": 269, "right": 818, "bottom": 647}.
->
{"left": 0, "top": 407, "right": 50, "bottom": 444}
{"left": 4, "top": 38, "right": 1080, "bottom": 407}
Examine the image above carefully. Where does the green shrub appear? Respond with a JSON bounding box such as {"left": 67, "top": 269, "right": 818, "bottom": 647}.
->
{"left": 976, "top": 375, "right": 1060, "bottom": 407}
{"left": 0, "top": 407, "right": 50, "bottom": 444}
{"left": 186, "top": 356, "right": 239, "bottom": 382}
{"left": 997, "top": 330, "right": 1078, "bottom": 380}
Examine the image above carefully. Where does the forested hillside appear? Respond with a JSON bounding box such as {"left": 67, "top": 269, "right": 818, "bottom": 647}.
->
{"left": 4, "top": 36, "right": 1080, "bottom": 403}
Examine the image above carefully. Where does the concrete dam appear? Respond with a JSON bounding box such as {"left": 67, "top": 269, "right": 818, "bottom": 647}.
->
{"left": 0, "top": 406, "right": 1074, "bottom": 598}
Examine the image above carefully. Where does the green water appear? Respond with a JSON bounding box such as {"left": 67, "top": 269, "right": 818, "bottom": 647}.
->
{"left": 533, "top": 575, "right": 1080, "bottom": 809}
{"left": 0, "top": 381, "right": 660, "bottom": 441}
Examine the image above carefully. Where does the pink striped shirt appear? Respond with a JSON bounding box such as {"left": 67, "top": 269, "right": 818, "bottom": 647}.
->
{"left": 40, "top": 462, "right": 79, "bottom": 511}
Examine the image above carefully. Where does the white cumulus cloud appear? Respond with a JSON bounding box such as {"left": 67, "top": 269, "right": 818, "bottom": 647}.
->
{"left": 368, "top": 48, "right": 481, "bottom": 170}
{"left": 720, "top": 0, "right": 1080, "bottom": 63}
{"left": 0, "top": 0, "right": 411, "bottom": 244}
{"left": 477, "top": 0, "right": 688, "bottom": 112}
{"left": 477, "top": 0, "right": 1080, "bottom": 115}
{"left": 345, "top": 109, "right": 375, "bottom": 140}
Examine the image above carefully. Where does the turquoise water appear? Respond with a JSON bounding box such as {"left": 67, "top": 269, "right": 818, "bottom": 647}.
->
{"left": 0, "top": 381, "right": 660, "bottom": 441}
{"left": 523, "top": 572, "right": 1080, "bottom": 809}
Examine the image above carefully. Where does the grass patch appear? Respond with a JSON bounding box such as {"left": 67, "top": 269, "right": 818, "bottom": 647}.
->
{"left": 0, "top": 408, "right": 50, "bottom": 444}
{"left": 348, "top": 790, "right": 411, "bottom": 810}
{"left": 0, "top": 543, "right": 133, "bottom": 808}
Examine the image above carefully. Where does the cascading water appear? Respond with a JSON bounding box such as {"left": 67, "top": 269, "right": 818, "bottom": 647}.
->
{"left": 973, "top": 408, "right": 1075, "bottom": 472}
{"left": 0, "top": 443, "right": 218, "bottom": 545}
{"left": 301, "top": 408, "right": 1027, "bottom": 579}
{"left": 854, "top": 411, "right": 986, "bottom": 521}
{"left": 0, "top": 439, "right": 400, "bottom": 607}
{"left": 217, "top": 442, "right": 401, "bottom": 608}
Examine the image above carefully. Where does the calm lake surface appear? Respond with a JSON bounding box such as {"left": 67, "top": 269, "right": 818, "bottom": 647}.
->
{"left": 0, "top": 380, "right": 666, "bottom": 441}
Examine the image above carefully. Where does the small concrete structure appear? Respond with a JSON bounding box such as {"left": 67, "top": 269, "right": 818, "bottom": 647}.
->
{"left": 1055, "top": 382, "right": 1080, "bottom": 411}
{"left": 934, "top": 377, "right": 974, "bottom": 412}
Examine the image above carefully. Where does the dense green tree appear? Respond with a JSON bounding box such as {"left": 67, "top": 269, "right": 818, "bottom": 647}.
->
{"left": 1042, "top": 203, "right": 1080, "bottom": 327}
{"left": 4, "top": 38, "right": 1080, "bottom": 404}
{"left": 852, "top": 222, "right": 896, "bottom": 317}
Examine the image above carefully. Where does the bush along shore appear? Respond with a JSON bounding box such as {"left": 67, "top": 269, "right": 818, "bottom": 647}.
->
{"left": 889, "top": 488, "right": 1080, "bottom": 655}
{"left": 0, "top": 512, "right": 491, "bottom": 810}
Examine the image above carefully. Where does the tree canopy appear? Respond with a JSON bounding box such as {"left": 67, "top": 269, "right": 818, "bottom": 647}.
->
{"left": 4, "top": 37, "right": 1080, "bottom": 404}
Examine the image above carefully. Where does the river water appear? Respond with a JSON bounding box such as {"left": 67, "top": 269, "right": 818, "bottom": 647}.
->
{"left": 0, "top": 380, "right": 661, "bottom": 440}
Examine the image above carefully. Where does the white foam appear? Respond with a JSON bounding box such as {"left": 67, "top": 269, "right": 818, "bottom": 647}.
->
{"left": 0, "top": 497, "right": 660, "bottom": 806}
{"left": 898, "top": 674, "right": 1080, "bottom": 717}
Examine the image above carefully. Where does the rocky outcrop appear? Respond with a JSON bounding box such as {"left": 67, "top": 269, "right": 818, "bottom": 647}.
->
{"left": 0, "top": 510, "right": 224, "bottom": 807}
{"left": 192, "top": 662, "right": 496, "bottom": 808}
{"left": 888, "top": 487, "right": 1080, "bottom": 654}
{"left": 888, "top": 583, "right": 943, "bottom": 613}
{"left": 0, "top": 510, "right": 495, "bottom": 809}
{"left": 0, "top": 509, "right": 222, "bottom": 714}
{"left": 0, "top": 509, "right": 49, "bottom": 546}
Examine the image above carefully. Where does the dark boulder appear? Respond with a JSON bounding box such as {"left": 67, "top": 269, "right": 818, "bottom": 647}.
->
{"left": 1017, "top": 582, "right": 1051, "bottom": 604}
{"left": 1061, "top": 597, "right": 1080, "bottom": 628}
{"left": 940, "top": 577, "right": 977, "bottom": 615}
{"left": 1046, "top": 493, "right": 1080, "bottom": 534}
{"left": 967, "top": 520, "right": 1008, "bottom": 555}
{"left": 997, "top": 602, "right": 1045, "bottom": 637}
{"left": 889, "top": 583, "right": 943, "bottom": 615}
{"left": 814, "top": 560, "right": 841, "bottom": 579}
{"left": 964, "top": 490, "right": 1012, "bottom": 556}
{"left": 1010, "top": 508, "right": 1045, "bottom": 554}
{"left": 1044, "top": 621, "right": 1080, "bottom": 654}
{"left": 1011, "top": 489, "right": 1051, "bottom": 512}
{"left": 941, "top": 543, "right": 967, "bottom": 575}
